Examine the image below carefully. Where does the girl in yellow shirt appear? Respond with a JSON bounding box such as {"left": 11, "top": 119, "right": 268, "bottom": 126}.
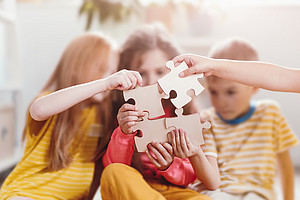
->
{"left": 0, "top": 32, "right": 142, "bottom": 200}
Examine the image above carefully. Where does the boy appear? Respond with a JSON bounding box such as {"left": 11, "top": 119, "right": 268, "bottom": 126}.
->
{"left": 198, "top": 38, "right": 298, "bottom": 200}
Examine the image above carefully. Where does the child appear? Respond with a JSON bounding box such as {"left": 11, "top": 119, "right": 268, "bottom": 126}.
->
{"left": 172, "top": 52, "right": 300, "bottom": 93}
{"left": 196, "top": 38, "right": 299, "bottom": 200}
{"left": 0, "top": 32, "right": 142, "bottom": 200}
{"left": 100, "top": 24, "right": 220, "bottom": 200}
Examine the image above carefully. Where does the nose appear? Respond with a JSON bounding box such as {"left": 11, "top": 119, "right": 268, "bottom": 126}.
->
{"left": 147, "top": 73, "right": 157, "bottom": 85}
{"left": 215, "top": 95, "right": 228, "bottom": 109}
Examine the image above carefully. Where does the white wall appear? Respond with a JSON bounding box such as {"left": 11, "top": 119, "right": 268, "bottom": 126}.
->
{"left": 16, "top": 2, "right": 300, "bottom": 166}
{"left": 179, "top": 3, "right": 300, "bottom": 166}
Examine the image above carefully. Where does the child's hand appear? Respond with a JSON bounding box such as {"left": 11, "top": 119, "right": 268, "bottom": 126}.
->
{"left": 146, "top": 141, "right": 174, "bottom": 171}
{"left": 117, "top": 103, "right": 145, "bottom": 134}
{"left": 172, "top": 54, "right": 215, "bottom": 78}
{"left": 168, "top": 129, "right": 200, "bottom": 158}
{"left": 105, "top": 69, "right": 142, "bottom": 91}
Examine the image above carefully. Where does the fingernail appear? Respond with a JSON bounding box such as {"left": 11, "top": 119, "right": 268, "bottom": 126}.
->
{"left": 179, "top": 72, "right": 184, "bottom": 77}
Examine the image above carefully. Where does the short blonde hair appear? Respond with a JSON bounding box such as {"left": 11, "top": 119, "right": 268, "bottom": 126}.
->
{"left": 209, "top": 37, "right": 258, "bottom": 61}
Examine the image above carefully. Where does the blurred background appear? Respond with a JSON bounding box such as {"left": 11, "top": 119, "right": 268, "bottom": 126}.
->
{"left": 0, "top": 0, "right": 299, "bottom": 198}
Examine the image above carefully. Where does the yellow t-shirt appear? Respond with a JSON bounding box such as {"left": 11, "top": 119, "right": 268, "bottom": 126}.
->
{"left": 202, "top": 100, "right": 299, "bottom": 200}
{"left": 0, "top": 106, "right": 100, "bottom": 200}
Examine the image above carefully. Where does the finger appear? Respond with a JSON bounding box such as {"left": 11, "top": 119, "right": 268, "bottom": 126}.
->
{"left": 119, "top": 104, "right": 138, "bottom": 112}
{"left": 162, "top": 142, "right": 173, "bottom": 156}
{"left": 116, "top": 76, "right": 130, "bottom": 90}
{"left": 120, "top": 110, "right": 139, "bottom": 118}
{"left": 137, "top": 111, "right": 146, "bottom": 118}
{"left": 179, "top": 129, "right": 189, "bottom": 154}
{"left": 119, "top": 110, "right": 140, "bottom": 121}
{"left": 125, "top": 75, "right": 133, "bottom": 90}
{"left": 175, "top": 130, "right": 184, "bottom": 157}
{"left": 169, "top": 130, "right": 177, "bottom": 154}
{"left": 151, "top": 141, "right": 172, "bottom": 162}
{"left": 172, "top": 55, "right": 188, "bottom": 66}
{"left": 179, "top": 66, "right": 199, "bottom": 78}
{"left": 121, "top": 121, "right": 136, "bottom": 134}
{"left": 119, "top": 116, "right": 140, "bottom": 124}
{"left": 148, "top": 143, "right": 167, "bottom": 166}
{"left": 184, "top": 130, "right": 194, "bottom": 151}
{"left": 146, "top": 147, "right": 160, "bottom": 168}
{"left": 126, "top": 71, "right": 138, "bottom": 89}
{"left": 131, "top": 71, "right": 143, "bottom": 87}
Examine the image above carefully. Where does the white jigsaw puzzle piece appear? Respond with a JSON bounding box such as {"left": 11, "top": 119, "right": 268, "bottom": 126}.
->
{"left": 158, "top": 60, "right": 204, "bottom": 108}
{"left": 165, "top": 108, "right": 211, "bottom": 146}
{"left": 133, "top": 112, "right": 174, "bottom": 152}
{"left": 123, "top": 83, "right": 168, "bottom": 119}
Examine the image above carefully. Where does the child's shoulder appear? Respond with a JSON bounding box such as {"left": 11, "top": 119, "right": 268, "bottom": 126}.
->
{"left": 201, "top": 107, "right": 217, "bottom": 121}
{"left": 255, "top": 99, "right": 281, "bottom": 111}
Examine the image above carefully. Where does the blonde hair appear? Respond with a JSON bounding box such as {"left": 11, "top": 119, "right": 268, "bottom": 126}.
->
{"left": 209, "top": 37, "right": 259, "bottom": 61}
{"left": 24, "top": 32, "right": 117, "bottom": 171}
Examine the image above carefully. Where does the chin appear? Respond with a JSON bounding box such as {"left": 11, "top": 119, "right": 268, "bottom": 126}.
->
{"left": 220, "top": 113, "right": 235, "bottom": 121}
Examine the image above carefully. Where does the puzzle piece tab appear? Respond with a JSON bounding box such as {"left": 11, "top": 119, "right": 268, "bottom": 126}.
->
{"left": 123, "top": 83, "right": 168, "bottom": 119}
{"left": 158, "top": 60, "right": 204, "bottom": 108}
{"left": 165, "top": 108, "right": 211, "bottom": 146}
{"left": 132, "top": 112, "right": 174, "bottom": 152}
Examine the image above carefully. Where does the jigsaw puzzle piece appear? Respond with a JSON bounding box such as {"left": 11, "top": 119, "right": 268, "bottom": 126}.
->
{"left": 165, "top": 108, "right": 211, "bottom": 146}
{"left": 132, "top": 112, "right": 174, "bottom": 152}
{"left": 123, "top": 83, "right": 168, "bottom": 119}
{"left": 158, "top": 61, "right": 204, "bottom": 108}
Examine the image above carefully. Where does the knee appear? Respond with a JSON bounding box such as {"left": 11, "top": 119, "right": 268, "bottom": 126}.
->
{"left": 102, "top": 163, "right": 124, "bottom": 180}
{"left": 101, "top": 163, "right": 131, "bottom": 185}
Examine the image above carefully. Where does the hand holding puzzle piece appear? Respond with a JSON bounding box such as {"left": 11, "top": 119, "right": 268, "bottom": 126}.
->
{"left": 123, "top": 60, "right": 210, "bottom": 152}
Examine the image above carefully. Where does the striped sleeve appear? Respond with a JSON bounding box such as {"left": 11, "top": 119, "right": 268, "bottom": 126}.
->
{"left": 202, "top": 128, "right": 217, "bottom": 158}
{"left": 275, "top": 107, "right": 299, "bottom": 152}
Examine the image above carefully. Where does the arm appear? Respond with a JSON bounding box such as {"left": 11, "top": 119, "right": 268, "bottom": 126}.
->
{"left": 277, "top": 150, "right": 295, "bottom": 200}
{"left": 168, "top": 129, "right": 220, "bottom": 190}
{"left": 103, "top": 103, "right": 145, "bottom": 166}
{"left": 102, "top": 126, "right": 136, "bottom": 166}
{"left": 173, "top": 53, "right": 300, "bottom": 93}
{"left": 159, "top": 157, "right": 197, "bottom": 186}
{"left": 30, "top": 69, "right": 142, "bottom": 121}
{"left": 189, "top": 151, "right": 220, "bottom": 190}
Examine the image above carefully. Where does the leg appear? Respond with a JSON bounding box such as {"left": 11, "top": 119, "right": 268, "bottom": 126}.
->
{"left": 100, "top": 163, "right": 165, "bottom": 200}
{"left": 148, "top": 182, "right": 211, "bottom": 200}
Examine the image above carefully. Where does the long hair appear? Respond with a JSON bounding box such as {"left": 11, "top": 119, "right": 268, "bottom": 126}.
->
{"left": 117, "top": 23, "right": 198, "bottom": 114}
{"left": 24, "top": 33, "right": 117, "bottom": 171}
{"left": 115, "top": 23, "right": 198, "bottom": 172}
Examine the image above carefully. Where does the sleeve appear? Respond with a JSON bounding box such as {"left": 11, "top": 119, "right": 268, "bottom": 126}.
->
{"left": 201, "top": 110, "right": 218, "bottom": 158}
{"left": 273, "top": 105, "right": 299, "bottom": 153}
{"left": 157, "top": 157, "right": 196, "bottom": 187}
{"left": 25, "top": 111, "right": 56, "bottom": 147}
{"left": 102, "top": 126, "right": 136, "bottom": 167}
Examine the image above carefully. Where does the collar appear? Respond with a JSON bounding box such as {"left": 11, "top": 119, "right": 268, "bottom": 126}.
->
{"left": 217, "top": 102, "right": 256, "bottom": 125}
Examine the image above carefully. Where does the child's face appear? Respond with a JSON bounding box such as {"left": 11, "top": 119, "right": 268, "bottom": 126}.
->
{"left": 206, "top": 76, "right": 257, "bottom": 121}
{"left": 135, "top": 49, "right": 170, "bottom": 86}
{"left": 84, "top": 49, "right": 119, "bottom": 83}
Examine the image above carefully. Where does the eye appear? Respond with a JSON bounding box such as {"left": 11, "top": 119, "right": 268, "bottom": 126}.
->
{"left": 209, "top": 90, "right": 217, "bottom": 96}
{"left": 156, "top": 67, "right": 168, "bottom": 76}
{"left": 227, "top": 90, "right": 236, "bottom": 95}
